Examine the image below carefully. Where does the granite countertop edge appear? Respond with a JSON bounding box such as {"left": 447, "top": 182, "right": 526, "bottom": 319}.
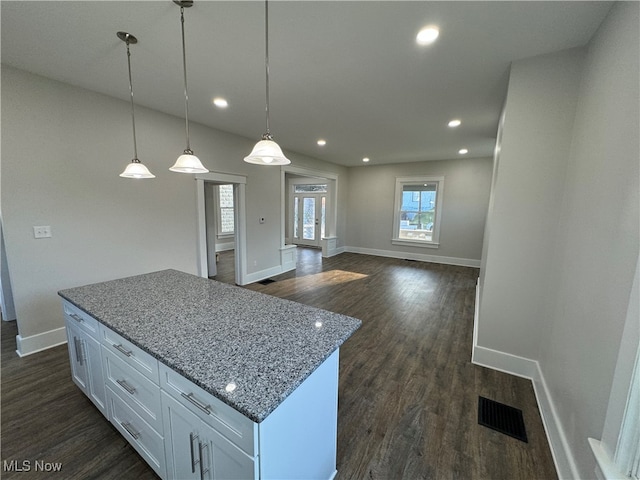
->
{"left": 57, "top": 270, "right": 362, "bottom": 423}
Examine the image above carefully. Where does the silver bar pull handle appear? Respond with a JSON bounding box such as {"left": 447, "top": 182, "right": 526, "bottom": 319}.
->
{"left": 181, "top": 392, "right": 212, "bottom": 415}
{"left": 121, "top": 421, "right": 140, "bottom": 440}
{"left": 198, "top": 441, "right": 209, "bottom": 479}
{"left": 189, "top": 432, "right": 199, "bottom": 474}
{"left": 69, "top": 313, "right": 83, "bottom": 323}
{"left": 116, "top": 379, "right": 136, "bottom": 395}
{"left": 113, "top": 343, "right": 133, "bottom": 357}
{"left": 74, "top": 337, "right": 83, "bottom": 366}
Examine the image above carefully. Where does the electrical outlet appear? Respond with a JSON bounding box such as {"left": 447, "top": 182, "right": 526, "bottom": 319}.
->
{"left": 33, "top": 226, "right": 52, "bottom": 239}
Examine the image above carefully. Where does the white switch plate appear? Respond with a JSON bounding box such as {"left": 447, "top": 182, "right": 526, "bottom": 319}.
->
{"left": 33, "top": 226, "right": 52, "bottom": 239}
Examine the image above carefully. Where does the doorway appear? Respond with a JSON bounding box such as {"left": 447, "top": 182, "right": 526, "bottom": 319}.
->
{"left": 292, "top": 190, "right": 326, "bottom": 247}
{"left": 196, "top": 173, "right": 248, "bottom": 285}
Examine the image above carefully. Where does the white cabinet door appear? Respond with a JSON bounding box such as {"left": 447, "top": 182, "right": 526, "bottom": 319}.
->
{"left": 66, "top": 319, "right": 89, "bottom": 394}
{"left": 162, "top": 392, "right": 201, "bottom": 480}
{"left": 200, "top": 420, "right": 256, "bottom": 480}
{"left": 85, "top": 334, "right": 106, "bottom": 417}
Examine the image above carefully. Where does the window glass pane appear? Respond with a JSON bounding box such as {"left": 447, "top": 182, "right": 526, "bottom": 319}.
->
{"left": 398, "top": 182, "right": 438, "bottom": 242}
{"left": 220, "top": 208, "right": 234, "bottom": 233}
{"left": 303, "top": 197, "right": 316, "bottom": 240}
{"left": 219, "top": 184, "right": 234, "bottom": 208}
{"left": 294, "top": 184, "right": 328, "bottom": 193}
{"left": 293, "top": 197, "right": 299, "bottom": 239}
{"left": 321, "top": 196, "right": 326, "bottom": 239}
{"left": 217, "top": 185, "right": 234, "bottom": 234}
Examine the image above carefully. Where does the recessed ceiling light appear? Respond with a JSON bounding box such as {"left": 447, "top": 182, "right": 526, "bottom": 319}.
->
{"left": 448, "top": 119, "right": 461, "bottom": 128}
{"left": 458, "top": 148, "right": 469, "bottom": 155}
{"left": 416, "top": 26, "right": 439, "bottom": 45}
{"left": 362, "top": 157, "right": 370, "bottom": 163}
{"left": 213, "top": 97, "right": 228, "bottom": 108}
{"left": 317, "top": 139, "right": 327, "bottom": 146}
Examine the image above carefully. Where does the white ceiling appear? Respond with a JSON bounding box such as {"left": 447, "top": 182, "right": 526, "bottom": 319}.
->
{"left": 1, "top": 1, "right": 612, "bottom": 167}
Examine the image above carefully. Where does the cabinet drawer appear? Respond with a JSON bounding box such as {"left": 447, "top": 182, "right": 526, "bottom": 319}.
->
{"left": 107, "top": 387, "right": 166, "bottom": 479}
{"left": 103, "top": 348, "right": 163, "bottom": 433}
{"left": 101, "top": 325, "right": 159, "bottom": 384}
{"left": 62, "top": 300, "right": 99, "bottom": 340}
{"left": 159, "top": 363, "right": 255, "bottom": 457}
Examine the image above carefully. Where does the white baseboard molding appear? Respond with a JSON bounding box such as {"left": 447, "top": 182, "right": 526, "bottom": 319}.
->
{"left": 215, "top": 242, "right": 234, "bottom": 253}
{"left": 16, "top": 327, "right": 67, "bottom": 357}
{"left": 344, "top": 246, "right": 480, "bottom": 268}
{"left": 243, "top": 262, "right": 296, "bottom": 285}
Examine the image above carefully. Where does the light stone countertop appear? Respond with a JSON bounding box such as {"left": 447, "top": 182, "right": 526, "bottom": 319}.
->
{"left": 58, "top": 269, "right": 361, "bottom": 423}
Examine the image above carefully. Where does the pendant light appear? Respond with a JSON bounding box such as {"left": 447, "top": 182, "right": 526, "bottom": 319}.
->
{"left": 170, "top": 0, "right": 209, "bottom": 174}
{"left": 118, "top": 32, "right": 155, "bottom": 179}
{"left": 244, "top": 0, "right": 291, "bottom": 166}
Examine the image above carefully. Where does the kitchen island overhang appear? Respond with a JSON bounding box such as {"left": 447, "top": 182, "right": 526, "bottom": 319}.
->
{"left": 58, "top": 269, "right": 361, "bottom": 479}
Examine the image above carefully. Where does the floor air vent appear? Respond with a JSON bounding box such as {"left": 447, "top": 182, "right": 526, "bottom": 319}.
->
{"left": 478, "top": 396, "right": 528, "bottom": 442}
{"left": 258, "top": 278, "right": 276, "bottom": 285}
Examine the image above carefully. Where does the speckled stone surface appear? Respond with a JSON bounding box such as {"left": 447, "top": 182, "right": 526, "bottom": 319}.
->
{"left": 58, "top": 269, "right": 361, "bottom": 423}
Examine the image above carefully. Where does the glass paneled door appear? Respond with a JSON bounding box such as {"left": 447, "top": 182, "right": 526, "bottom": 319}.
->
{"left": 293, "top": 188, "right": 326, "bottom": 247}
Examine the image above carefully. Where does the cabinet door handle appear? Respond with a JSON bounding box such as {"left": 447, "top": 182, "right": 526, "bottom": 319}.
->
{"left": 116, "top": 379, "right": 136, "bottom": 395}
{"left": 120, "top": 421, "right": 140, "bottom": 440}
{"left": 181, "top": 392, "right": 212, "bottom": 415}
{"left": 69, "top": 313, "right": 83, "bottom": 323}
{"left": 113, "top": 343, "right": 133, "bottom": 357}
{"left": 198, "top": 441, "right": 209, "bottom": 479}
{"left": 189, "top": 432, "right": 199, "bottom": 474}
{"left": 73, "top": 337, "right": 83, "bottom": 366}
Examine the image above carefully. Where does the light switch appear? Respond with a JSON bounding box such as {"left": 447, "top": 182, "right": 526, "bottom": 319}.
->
{"left": 33, "top": 226, "right": 52, "bottom": 239}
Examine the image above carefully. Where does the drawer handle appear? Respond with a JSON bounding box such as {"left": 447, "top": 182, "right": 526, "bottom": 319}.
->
{"left": 113, "top": 343, "right": 133, "bottom": 357}
{"left": 116, "top": 379, "right": 136, "bottom": 395}
{"left": 73, "top": 337, "right": 83, "bottom": 366}
{"left": 199, "top": 441, "right": 209, "bottom": 479}
{"left": 69, "top": 313, "right": 84, "bottom": 323}
{"left": 189, "top": 432, "right": 199, "bottom": 473}
{"left": 181, "top": 392, "right": 212, "bottom": 415}
{"left": 120, "top": 421, "right": 140, "bottom": 440}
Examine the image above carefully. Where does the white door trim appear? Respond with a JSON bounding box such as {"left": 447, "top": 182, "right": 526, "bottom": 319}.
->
{"left": 196, "top": 172, "right": 248, "bottom": 285}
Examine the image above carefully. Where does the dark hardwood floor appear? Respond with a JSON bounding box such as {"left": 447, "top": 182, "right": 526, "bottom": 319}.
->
{"left": 1, "top": 249, "right": 557, "bottom": 479}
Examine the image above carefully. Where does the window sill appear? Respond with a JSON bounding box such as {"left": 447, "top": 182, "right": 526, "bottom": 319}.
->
{"left": 392, "top": 239, "right": 439, "bottom": 249}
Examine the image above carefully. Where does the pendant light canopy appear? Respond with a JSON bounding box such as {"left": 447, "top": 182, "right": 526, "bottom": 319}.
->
{"left": 244, "top": 1, "right": 291, "bottom": 166}
{"left": 170, "top": 0, "right": 208, "bottom": 174}
{"left": 118, "top": 32, "right": 155, "bottom": 179}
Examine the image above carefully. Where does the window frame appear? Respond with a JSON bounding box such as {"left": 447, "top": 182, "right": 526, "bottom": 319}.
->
{"left": 392, "top": 175, "right": 444, "bottom": 249}
{"left": 215, "top": 184, "right": 235, "bottom": 238}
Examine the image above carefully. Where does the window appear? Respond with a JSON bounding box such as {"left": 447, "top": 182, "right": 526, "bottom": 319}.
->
{"left": 217, "top": 184, "right": 234, "bottom": 235}
{"left": 294, "top": 184, "right": 328, "bottom": 193}
{"left": 392, "top": 176, "right": 444, "bottom": 248}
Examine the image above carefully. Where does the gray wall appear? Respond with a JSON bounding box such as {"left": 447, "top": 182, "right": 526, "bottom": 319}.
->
{"left": 345, "top": 158, "right": 493, "bottom": 264}
{"left": 478, "top": 2, "right": 639, "bottom": 477}
{"left": 1, "top": 66, "right": 346, "bottom": 343}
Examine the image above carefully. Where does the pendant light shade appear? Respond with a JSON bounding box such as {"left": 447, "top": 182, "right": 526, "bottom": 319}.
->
{"left": 244, "top": 1, "right": 291, "bottom": 166}
{"left": 118, "top": 32, "right": 155, "bottom": 179}
{"left": 170, "top": 0, "right": 208, "bottom": 174}
{"left": 244, "top": 137, "right": 290, "bottom": 165}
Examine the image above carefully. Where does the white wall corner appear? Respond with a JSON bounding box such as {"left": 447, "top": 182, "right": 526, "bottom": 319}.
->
{"left": 321, "top": 237, "right": 339, "bottom": 258}
{"left": 16, "top": 326, "right": 67, "bottom": 357}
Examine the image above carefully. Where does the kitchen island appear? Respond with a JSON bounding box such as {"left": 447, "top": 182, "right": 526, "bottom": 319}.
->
{"left": 59, "top": 269, "right": 361, "bottom": 479}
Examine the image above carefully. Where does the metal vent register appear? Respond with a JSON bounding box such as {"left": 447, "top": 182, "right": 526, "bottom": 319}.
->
{"left": 478, "top": 396, "right": 528, "bottom": 442}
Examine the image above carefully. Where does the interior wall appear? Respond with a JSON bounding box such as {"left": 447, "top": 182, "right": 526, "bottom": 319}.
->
{"left": 477, "top": 2, "right": 639, "bottom": 477}
{"left": 344, "top": 158, "right": 493, "bottom": 264}
{"left": 537, "top": 2, "right": 639, "bottom": 476}
{"left": 0, "top": 65, "right": 343, "bottom": 345}
{"left": 478, "top": 47, "right": 585, "bottom": 360}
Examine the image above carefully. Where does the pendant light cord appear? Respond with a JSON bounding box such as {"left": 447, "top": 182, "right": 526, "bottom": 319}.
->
{"left": 125, "top": 36, "right": 139, "bottom": 162}
{"left": 264, "top": 0, "right": 271, "bottom": 138}
{"left": 180, "top": 6, "right": 192, "bottom": 153}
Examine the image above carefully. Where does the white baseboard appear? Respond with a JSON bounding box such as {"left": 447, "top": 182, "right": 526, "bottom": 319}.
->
{"left": 344, "top": 246, "right": 480, "bottom": 268}
{"left": 215, "top": 242, "right": 234, "bottom": 252}
{"left": 472, "top": 281, "right": 579, "bottom": 479}
{"left": 16, "top": 327, "right": 67, "bottom": 357}
{"left": 244, "top": 262, "right": 296, "bottom": 285}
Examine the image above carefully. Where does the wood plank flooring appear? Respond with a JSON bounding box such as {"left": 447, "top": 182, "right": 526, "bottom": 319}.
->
{"left": 1, "top": 249, "right": 557, "bottom": 479}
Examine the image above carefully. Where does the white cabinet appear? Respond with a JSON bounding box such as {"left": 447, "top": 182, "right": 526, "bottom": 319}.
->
{"left": 63, "top": 301, "right": 107, "bottom": 417}
{"left": 162, "top": 391, "right": 256, "bottom": 480}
